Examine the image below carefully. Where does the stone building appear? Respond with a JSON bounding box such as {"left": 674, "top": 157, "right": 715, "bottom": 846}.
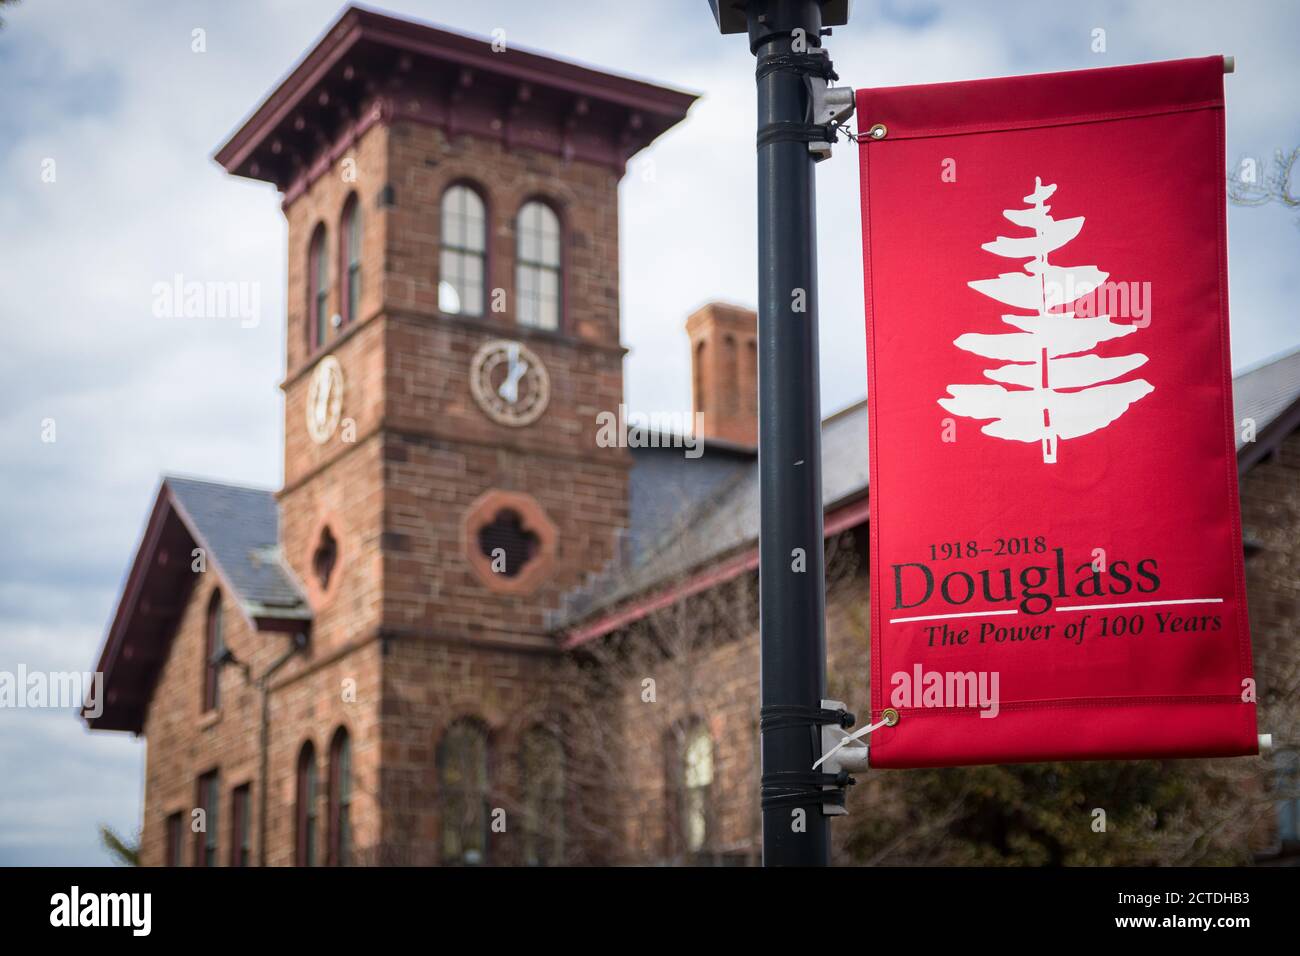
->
{"left": 84, "top": 6, "right": 1300, "bottom": 866}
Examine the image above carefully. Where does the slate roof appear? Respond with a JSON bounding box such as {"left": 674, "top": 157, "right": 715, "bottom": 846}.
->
{"left": 1232, "top": 346, "right": 1300, "bottom": 450}
{"left": 85, "top": 476, "right": 309, "bottom": 732}
{"left": 166, "top": 476, "right": 309, "bottom": 619}
{"left": 559, "top": 349, "right": 1300, "bottom": 632}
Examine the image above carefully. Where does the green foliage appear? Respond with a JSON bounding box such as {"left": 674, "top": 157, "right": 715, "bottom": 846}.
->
{"left": 99, "top": 824, "right": 141, "bottom": 867}
{"left": 843, "top": 758, "right": 1258, "bottom": 866}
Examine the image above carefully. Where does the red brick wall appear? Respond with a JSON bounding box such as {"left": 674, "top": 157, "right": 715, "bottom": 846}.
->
{"left": 138, "top": 573, "right": 382, "bottom": 867}
{"left": 383, "top": 122, "right": 622, "bottom": 346}
{"left": 284, "top": 123, "right": 389, "bottom": 379}
{"left": 375, "top": 638, "right": 576, "bottom": 865}
{"left": 1239, "top": 429, "right": 1300, "bottom": 852}
{"left": 370, "top": 121, "right": 633, "bottom": 863}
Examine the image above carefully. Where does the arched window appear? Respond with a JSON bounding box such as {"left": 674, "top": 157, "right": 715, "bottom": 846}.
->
{"left": 682, "top": 725, "right": 713, "bottom": 854}
{"left": 308, "top": 223, "right": 330, "bottom": 349}
{"left": 520, "top": 726, "right": 564, "bottom": 866}
{"left": 437, "top": 719, "right": 489, "bottom": 865}
{"left": 339, "top": 195, "right": 361, "bottom": 326}
{"left": 515, "top": 200, "right": 561, "bottom": 330}
{"left": 328, "top": 727, "right": 352, "bottom": 866}
{"left": 439, "top": 184, "right": 486, "bottom": 317}
{"left": 194, "top": 770, "right": 219, "bottom": 867}
{"left": 295, "top": 741, "right": 318, "bottom": 866}
{"left": 202, "top": 590, "right": 223, "bottom": 712}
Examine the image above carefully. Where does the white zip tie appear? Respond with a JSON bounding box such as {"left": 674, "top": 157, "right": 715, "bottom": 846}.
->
{"left": 812, "top": 714, "right": 891, "bottom": 770}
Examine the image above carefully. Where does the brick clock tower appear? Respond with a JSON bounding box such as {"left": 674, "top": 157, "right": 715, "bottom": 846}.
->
{"left": 213, "top": 8, "right": 694, "bottom": 863}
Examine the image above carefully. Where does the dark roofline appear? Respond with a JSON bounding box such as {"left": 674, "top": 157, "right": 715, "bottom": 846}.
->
{"left": 86, "top": 479, "right": 183, "bottom": 731}
{"left": 1238, "top": 390, "right": 1300, "bottom": 474}
{"left": 564, "top": 491, "right": 870, "bottom": 648}
{"left": 214, "top": 4, "right": 698, "bottom": 181}
{"left": 85, "top": 478, "right": 310, "bottom": 732}
{"left": 1234, "top": 342, "right": 1300, "bottom": 378}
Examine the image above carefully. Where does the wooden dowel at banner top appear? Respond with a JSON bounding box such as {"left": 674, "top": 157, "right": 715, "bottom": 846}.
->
{"left": 1224, "top": 55, "right": 1235, "bottom": 74}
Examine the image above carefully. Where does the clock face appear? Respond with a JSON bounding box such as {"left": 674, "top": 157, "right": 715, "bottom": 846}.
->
{"left": 470, "top": 339, "right": 551, "bottom": 427}
{"left": 305, "top": 356, "right": 344, "bottom": 444}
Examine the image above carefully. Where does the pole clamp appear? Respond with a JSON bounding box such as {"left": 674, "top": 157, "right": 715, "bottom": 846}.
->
{"left": 755, "top": 50, "right": 840, "bottom": 83}
{"left": 755, "top": 120, "right": 838, "bottom": 150}
{"left": 759, "top": 704, "right": 856, "bottom": 816}
{"left": 761, "top": 770, "right": 854, "bottom": 812}
{"left": 760, "top": 703, "right": 854, "bottom": 733}
{"left": 753, "top": 48, "right": 854, "bottom": 161}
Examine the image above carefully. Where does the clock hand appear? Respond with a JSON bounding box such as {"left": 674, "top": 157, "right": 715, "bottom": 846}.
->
{"left": 498, "top": 345, "right": 528, "bottom": 404}
{"left": 314, "top": 373, "right": 330, "bottom": 422}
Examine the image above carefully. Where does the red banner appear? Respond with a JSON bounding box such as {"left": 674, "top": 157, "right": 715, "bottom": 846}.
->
{"left": 857, "top": 57, "right": 1257, "bottom": 768}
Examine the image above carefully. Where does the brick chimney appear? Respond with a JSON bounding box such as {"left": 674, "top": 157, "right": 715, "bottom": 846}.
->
{"left": 686, "top": 302, "right": 758, "bottom": 449}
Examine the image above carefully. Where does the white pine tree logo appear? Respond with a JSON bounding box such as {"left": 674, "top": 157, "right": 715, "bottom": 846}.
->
{"left": 938, "top": 177, "right": 1153, "bottom": 463}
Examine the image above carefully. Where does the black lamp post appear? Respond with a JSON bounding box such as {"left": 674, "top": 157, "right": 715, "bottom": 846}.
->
{"left": 709, "top": 0, "right": 851, "bottom": 866}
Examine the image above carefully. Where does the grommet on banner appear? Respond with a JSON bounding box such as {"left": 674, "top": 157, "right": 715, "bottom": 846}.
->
{"left": 868, "top": 123, "right": 888, "bottom": 140}
{"left": 813, "top": 702, "right": 898, "bottom": 773}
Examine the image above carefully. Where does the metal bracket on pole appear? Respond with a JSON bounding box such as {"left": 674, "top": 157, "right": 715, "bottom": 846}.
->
{"left": 819, "top": 698, "right": 867, "bottom": 815}
{"left": 807, "top": 81, "right": 854, "bottom": 160}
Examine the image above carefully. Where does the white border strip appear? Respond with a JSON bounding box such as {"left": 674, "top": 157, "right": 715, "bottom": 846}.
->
{"left": 1056, "top": 598, "right": 1224, "bottom": 612}
{"left": 889, "top": 609, "right": 1020, "bottom": 624}
{"left": 889, "top": 598, "right": 1224, "bottom": 624}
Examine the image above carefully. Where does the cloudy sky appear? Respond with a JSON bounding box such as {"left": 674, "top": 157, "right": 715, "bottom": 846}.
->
{"left": 1, "top": 0, "right": 1297, "bottom": 865}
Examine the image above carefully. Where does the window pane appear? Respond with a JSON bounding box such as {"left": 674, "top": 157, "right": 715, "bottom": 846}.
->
{"left": 305, "top": 762, "right": 317, "bottom": 866}
{"left": 167, "top": 813, "right": 182, "bottom": 867}
{"left": 440, "top": 243, "right": 484, "bottom": 318}
{"left": 517, "top": 203, "right": 561, "bottom": 329}
{"left": 518, "top": 204, "right": 541, "bottom": 262}
{"left": 463, "top": 193, "right": 485, "bottom": 253}
{"left": 443, "top": 185, "right": 465, "bottom": 233}
{"left": 439, "top": 278, "right": 462, "bottom": 315}
{"left": 231, "top": 786, "right": 250, "bottom": 867}
{"left": 348, "top": 204, "right": 361, "bottom": 265}
{"left": 440, "top": 722, "right": 488, "bottom": 865}
{"left": 298, "top": 745, "right": 318, "bottom": 867}
{"left": 685, "top": 731, "right": 713, "bottom": 788}
{"left": 538, "top": 268, "right": 559, "bottom": 331}
{"left": 464, "top": 283, "right": 483, "bottom": 318}
{"left": 517, "top": 264, "right": 538, "bottom": 327}
{"left": 316, "top": 293, "right": 328, "bottom": 343}
{"left": 443, "top": 185, "right": 486, "bottom": 254}
{"left": 686, "top": 789, "right": 707, "bottom": 852}
{"left": 538, "top": 207, "right": 560, "bottom": 266}
{"left": 348, "top": 264, "right": 361, "bottom": 323}
{"left": 202, "top": 774, "right": 219, "bottom": 866}
{"left": 332, "top": 732, "right": 352, "bottom": 867}
{"left": 521, "top": 728, "right": 564, "bottom": 865}
{"left": 315, "top": 236, "right": 328, "bottom": 294}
